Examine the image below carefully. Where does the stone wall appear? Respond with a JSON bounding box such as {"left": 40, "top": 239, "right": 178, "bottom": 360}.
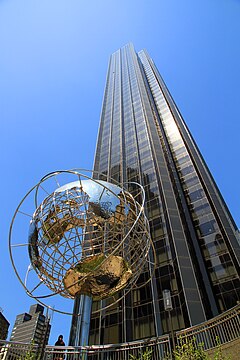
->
{"left": 207, "top": 338, "right": 240, "bottom": 360}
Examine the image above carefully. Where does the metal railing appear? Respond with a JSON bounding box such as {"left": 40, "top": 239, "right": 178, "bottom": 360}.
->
{"left": 44, "top": 336, "right": 171, "bottom": 359}
{"left": 0, "top": 304, "right": 239, "bottom": 359}
{"left": 176, "top": 303, "right": 240, "bottom": 350}
{"left": 0, "top": 336, "right": 171, "bottom": 360}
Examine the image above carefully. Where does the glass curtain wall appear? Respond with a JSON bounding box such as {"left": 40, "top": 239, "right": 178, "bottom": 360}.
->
{"left": 91, "top": 43, "right": 240, "bottom": 344}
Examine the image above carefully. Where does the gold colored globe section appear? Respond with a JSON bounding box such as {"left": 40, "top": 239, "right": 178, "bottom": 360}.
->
{"left": 29, "top": 180, "right": 150, "bottom": 300}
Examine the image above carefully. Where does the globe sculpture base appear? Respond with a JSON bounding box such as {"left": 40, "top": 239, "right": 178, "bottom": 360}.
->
{"left": 63, "top": 254, "right": 132, "bottom": 299}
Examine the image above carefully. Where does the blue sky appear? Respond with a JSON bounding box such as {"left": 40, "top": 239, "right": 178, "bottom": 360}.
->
{"left": 0, "top": 0, "right": 240, "bottom": 345}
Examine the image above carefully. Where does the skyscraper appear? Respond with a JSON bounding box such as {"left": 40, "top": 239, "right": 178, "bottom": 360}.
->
{"left": 10, "top": 304, "right": 51, "bottom": 353}
{"left": 90, "top": 43, "right": 240, "bottom": 344}
{"left": 0, "top": 310, "right": 9, "bottom": 340}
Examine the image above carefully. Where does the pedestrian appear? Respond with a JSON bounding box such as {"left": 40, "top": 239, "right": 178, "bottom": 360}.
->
{"left": 53, "top": 335, "right": 65, "bottom": 360}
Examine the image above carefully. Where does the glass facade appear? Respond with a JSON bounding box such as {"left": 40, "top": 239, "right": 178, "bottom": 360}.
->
{"left": 90, "top": 43, "right": 240, "bottom": 344}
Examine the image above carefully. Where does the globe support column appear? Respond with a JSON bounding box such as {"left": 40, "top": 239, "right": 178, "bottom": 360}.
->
{"left": 69, "top": 294, "right": 92, "bottom": 346}
{"left": 69, "top": 222, "right": 93, "bottom": 347}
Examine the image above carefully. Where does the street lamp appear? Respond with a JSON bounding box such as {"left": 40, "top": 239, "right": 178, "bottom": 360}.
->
{"left": 163, "top": 289, "right": 175, "bottom": 351}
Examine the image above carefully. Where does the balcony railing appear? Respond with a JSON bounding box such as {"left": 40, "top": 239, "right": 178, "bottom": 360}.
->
{"left": 0, "top": 336, "right": 171, "bottom": 360}
{"left": 176, "top": 303, "right": 240, "bottom": 350}
{"left": 0, "top": 304, "right": 239, "bottom": 359}
{"left": 45, "top": 335, "right": 170, "bottom": 360}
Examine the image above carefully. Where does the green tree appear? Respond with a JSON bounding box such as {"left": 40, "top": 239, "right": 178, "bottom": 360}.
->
{"left": 174, "top": 337, "right": 208, "bottom": 360}
{"left": 129, "top": 347, "right": 153, "bottom": 360}
{"left": 173, "top": 337, "right": 231, "bottom": 360}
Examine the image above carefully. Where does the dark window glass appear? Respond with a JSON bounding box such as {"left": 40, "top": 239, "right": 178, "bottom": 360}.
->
{"left": 191, "top": 202, "right": 211, "bottom": 218}
{"left": 177, "top": 155, "right": 190, "bottom": 166}
{"left": 180, "top": 165, "right": 194, "bottom": 176}
{"left": 189, "top": 188, "right": 204, "bottom": 202}
{"left": 183, "top": 175, "right": 199, "bottom": 189}
{"left": 197, "top": 220, "right": 216, "bottom": 237}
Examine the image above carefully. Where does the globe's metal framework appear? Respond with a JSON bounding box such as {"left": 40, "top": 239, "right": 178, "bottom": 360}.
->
{"left": 9, "top": 170, "right": 155, "bottom": 315}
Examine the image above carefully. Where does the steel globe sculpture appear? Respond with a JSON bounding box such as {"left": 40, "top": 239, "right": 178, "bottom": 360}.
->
{"left": 9, "top": 170, "right": 155, "bottom": 314}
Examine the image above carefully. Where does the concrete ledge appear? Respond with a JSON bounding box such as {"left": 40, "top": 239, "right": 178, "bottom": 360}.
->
{"left": 207, "top": 337, "right": 240, "bottom": 360}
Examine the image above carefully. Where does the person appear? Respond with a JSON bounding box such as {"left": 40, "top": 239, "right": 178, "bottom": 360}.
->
{"left": 53, "top": 335, "right": 65, "bottom": 360}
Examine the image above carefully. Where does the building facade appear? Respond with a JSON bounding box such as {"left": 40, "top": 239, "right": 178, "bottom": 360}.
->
{"left": 90, "top": 43, "right": 240, "bottom": 344}
{"left": 0, "top": 311, "right": 10, "bottom": 340}
{"left": 10, "top": 304, "right": 51, "bottom": 350}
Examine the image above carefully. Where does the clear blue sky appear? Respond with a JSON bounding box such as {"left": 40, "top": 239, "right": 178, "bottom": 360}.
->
{"left": 0, "top": 0, "right": 239, "bottom": 345}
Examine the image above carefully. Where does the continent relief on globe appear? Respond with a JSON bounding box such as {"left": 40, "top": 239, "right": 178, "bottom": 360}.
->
{"left": 63, "top": 254, "right": 132, "bottom": 300}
